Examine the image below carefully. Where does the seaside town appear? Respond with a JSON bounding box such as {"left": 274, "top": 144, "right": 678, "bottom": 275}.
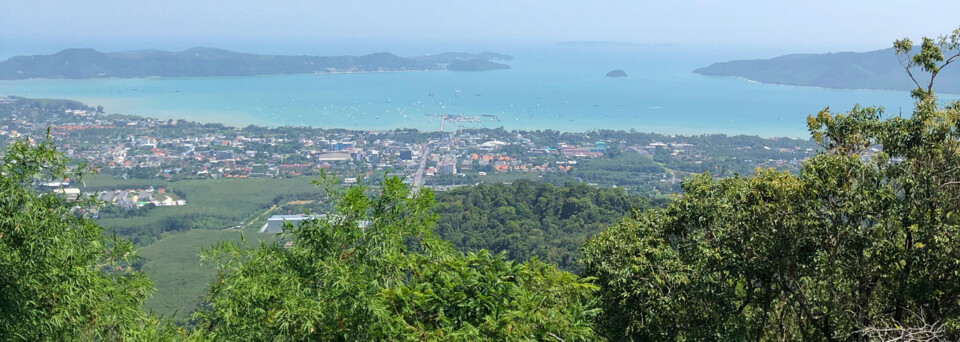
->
{"left": 1, "top": 95, "right": 819, "bottom": 203}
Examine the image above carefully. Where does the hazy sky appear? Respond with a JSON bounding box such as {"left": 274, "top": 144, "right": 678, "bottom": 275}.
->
{"left": 3, "top": 0, "right": 958, "bottom": 56}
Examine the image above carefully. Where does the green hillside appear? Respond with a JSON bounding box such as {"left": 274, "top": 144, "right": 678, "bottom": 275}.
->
{"left": 695, "top": 47, "right": 960, "bottom": 94}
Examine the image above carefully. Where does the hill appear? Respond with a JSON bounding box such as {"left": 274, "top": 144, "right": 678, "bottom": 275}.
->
{"left": 0, "top": 48, "right": 512, "bottom": 79}
{"left": 694, "top": 47, "right": 960, "bottom": 94}
{"left": 433, "top": 179, "right": 647, "bottom": 271}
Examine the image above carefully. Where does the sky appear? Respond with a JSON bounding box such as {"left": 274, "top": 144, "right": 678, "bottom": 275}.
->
{"left": 2, "top": 0, "right": 959, "bottom": 57}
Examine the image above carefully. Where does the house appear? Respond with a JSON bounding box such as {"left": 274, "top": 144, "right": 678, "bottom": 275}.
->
{"left": 117, "top": 191, "right": 135, "bottom": 209}
{"left": 98, "top": 191, "right": 116, "bottom": 203}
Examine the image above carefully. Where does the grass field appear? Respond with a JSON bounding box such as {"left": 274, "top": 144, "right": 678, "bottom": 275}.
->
{"left": 80, "top": 176, "right": 320, "bottom": 320}
{"left": 82, "top": 175, "right": 322, "bottom": 243}
{"left": 139, "top": 229, "right": 276, "bottom": 322}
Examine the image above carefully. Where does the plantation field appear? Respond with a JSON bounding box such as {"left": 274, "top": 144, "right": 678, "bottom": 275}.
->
{"left": 139, "top": 229, "right": 276, "bottom": 322}
{"left": 82, "top": 175, "right": 321, "bottom": 244}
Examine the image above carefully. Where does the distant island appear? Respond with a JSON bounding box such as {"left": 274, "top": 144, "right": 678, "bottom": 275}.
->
{"left": 694, "top": 47, "right": 960, "bottom": 94}
{"left": 0, "top": 47, "right": 513, "bottom": 79}
{"left": 606, "top": 69, "right": 627, "bottom": 78}
{"left": 556, "top": 41, "right": 674, "bottom": 48}
{"left": 446, "top": 59, "right": 511, "bottom": 72}
{"left": 408, "top": 51, "right": 512, "bottom": 64}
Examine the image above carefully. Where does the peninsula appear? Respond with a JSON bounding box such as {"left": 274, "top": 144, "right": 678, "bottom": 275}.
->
{"left": 0, "top": 48, "right": 513, "bottom": 79}
{"left": 694, "top": 47, "right": 960, "bottom": 94}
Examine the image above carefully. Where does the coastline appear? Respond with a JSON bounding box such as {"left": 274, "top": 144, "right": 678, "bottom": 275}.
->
{"left": 696, "top": 73, "right": 960, "bottom": 97}
{"left": 1, "top": 94, "right": 812, "bottom": 140}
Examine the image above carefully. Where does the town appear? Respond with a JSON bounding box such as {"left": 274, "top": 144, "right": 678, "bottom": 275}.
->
{"left": 1, "top": 95, "right": 819, "bottom": 204}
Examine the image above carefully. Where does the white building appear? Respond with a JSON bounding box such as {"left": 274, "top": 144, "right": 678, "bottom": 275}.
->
{"left": 260, "top": 214, "right": 326, "bottom": 233}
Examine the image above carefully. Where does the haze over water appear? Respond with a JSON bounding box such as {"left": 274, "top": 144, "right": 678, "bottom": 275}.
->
{"left": 0, "top": 44, "right": 936, "bottom": 138}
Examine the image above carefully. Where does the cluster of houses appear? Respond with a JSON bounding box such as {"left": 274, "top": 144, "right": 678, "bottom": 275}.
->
{"left": 95, "top": 187, "right": 185, "bottom": 209}
{"left": 46, "top": 181, "right": 185, "bottom": 209}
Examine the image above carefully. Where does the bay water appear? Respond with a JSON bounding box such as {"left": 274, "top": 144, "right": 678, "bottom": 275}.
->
{"left": 0, "top": 45, "right": 935, "bottom": 138}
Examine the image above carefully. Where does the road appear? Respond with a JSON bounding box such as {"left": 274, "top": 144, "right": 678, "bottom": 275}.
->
{"left": 411, "top": 145, "right": 430, "bottom": 192}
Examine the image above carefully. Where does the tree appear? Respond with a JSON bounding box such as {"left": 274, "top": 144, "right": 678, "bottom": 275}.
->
{"left": 581, "top": 28, "right": 960, "bottom": 341}
{"left": 894, "top": 27, "right": 960, "bottom": 98}
{"left": 0, "top": 135, "right": 177, "bottom": 341}
{"left": 433, "top": 179, "right": 645, "bottom": 271}
{"left": 191, "top": 175, "right": 599, "bottom": 341}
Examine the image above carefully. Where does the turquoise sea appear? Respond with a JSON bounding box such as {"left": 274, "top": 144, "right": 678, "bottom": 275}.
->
{"left": 0, "top": 45, "right": 940, "bottom": 138}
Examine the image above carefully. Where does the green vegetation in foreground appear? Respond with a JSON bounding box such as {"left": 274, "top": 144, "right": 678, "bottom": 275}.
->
{"left": 191, "top": 175, "right": 598, "bottom": 340}
{"left": 85, "top": 176, "right": 319, "bottom": 245}
{"left": 581, "top": 31, "right": 960, "bottom": 340}
{"left": 0, "top": 137, "right": 178, "bottom": 340}
{"left": 139, "top": 230, "right": 274, "bottom": 322}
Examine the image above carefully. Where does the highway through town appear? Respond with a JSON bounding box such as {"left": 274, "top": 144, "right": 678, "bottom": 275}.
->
{"left": 411, "top": 146, "right": 430, "bottom": 192}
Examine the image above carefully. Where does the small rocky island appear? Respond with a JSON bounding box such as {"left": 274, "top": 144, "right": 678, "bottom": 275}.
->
{"left": 606, "top": 69, "right": 628, "bottom": 78}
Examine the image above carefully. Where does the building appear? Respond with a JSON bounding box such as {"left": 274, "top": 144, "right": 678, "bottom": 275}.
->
{"left": 98, "top": 191, "right": 115, "bottom": 202}
{"left": 315, "top": 152, "right": 352, "bottom": 162}
{"left": 260, "top": 214, "right": 369, "bottom": 233}
{"left": 260, "top": 214, "right": 327, "bottom": 233}
{"left": 399, "top": 149, "right": 413, "bottom": 161}
{"left": 138, "top": 190, "right": 152, "bottom": 202}
{"left": 332, "top": 141, "right": 355, "bottom": 151}
{"left": 480, "top": 140, "right": 508, "bottom": 149}
{"left": 439, "top": 156, "right": 457, "bottom": 175}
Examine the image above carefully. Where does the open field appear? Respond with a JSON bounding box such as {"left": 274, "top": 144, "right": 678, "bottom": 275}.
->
{"left": 139, "top": 229, "right": 276, "bottom": 322}
{"left": 79, "top": 175, "right": 321, "bottom": 321}
{"left": 82, "top": 175, "right": 321, "bottom": 244}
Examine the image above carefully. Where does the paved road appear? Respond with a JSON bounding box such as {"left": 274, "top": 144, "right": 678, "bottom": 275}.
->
{"left": 411, "top": 146, "right": 430, "bottom": 192}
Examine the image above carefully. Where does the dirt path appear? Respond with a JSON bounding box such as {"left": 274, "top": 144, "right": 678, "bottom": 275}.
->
{"left": 242, "top": 200, "right": 316, "bottom": 231}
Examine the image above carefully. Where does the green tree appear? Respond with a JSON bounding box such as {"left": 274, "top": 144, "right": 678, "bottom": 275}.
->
{"left": 433, "top": 179, "right": 645, "bottom": 271}
{"left": 0, "top": 135, "right": 177, "bottom": 341}
{"left": 191, "top": 176, "right": 599, "bottom": 341}
{"left": 581, "top": 28, "right": 960, "bottom": 341}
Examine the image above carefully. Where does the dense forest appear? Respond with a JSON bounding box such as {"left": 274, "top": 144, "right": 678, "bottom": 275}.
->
{"left": 433, "top": 180, "right": 651, "bottom": 271}
{"left": 2, "top": 29, "right": 960, "bottom": 341}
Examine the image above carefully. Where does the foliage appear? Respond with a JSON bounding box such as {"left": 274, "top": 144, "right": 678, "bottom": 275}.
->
{"left": 581, "top": 29, "right": 960, "bottom": 341}
{"left": 190, "top": 176, "right": 599, "bottom": 341}
{"left": 434, "top": 179, "right": 646, "bottom": 271}
{"left": 894, "top": 27, "right": 960, "bottom": 97}
{"left": 0, "top": 135, "right": 178, "bottom": 340}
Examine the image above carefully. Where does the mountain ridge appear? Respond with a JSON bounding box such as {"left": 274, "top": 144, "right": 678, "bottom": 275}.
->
{"left": 694, "top": 47, "right": 960, "bottom": 94}
{"left": 0, "top": 48, "right": 512, "bottom": 79}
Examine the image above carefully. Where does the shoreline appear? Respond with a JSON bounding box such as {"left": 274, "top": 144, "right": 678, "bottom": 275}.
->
{"left": 7, "top": 94, "right": 812, "bottom": 140}
{"left": 695, "top": 73, "right": 960, "bottom": 97}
